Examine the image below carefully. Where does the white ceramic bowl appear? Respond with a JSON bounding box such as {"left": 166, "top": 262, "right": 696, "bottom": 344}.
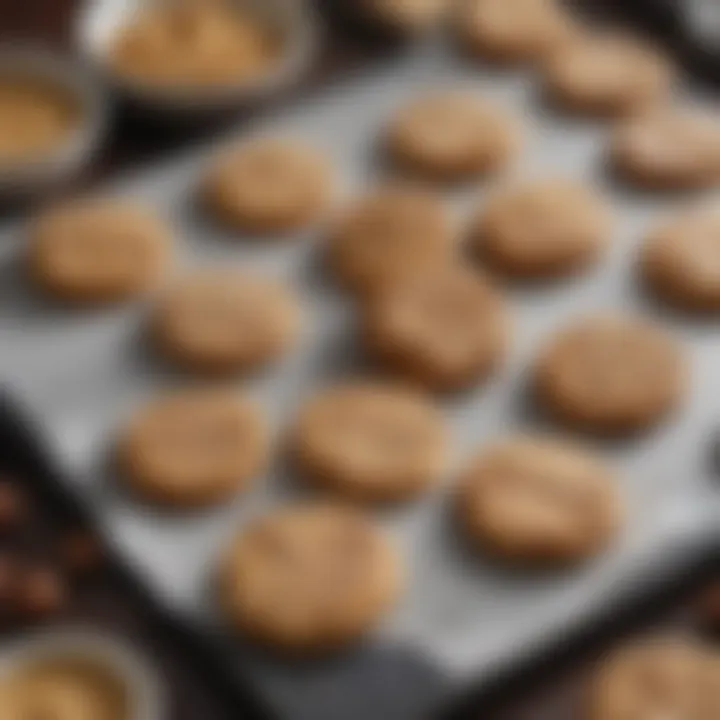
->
{"left": 0, "top": 628, "right": 164, "bottom": 720}
{"left": 76, "top": 0, "right": 319, "bottom": 116}
{"left": 0, "top": 45, "right": 108, "bottom": 197}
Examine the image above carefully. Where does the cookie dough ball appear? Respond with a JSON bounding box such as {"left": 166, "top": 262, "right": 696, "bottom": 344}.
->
{"left": 29, "top": 199, "right": 172, "bottom": 304}
{"left": 535, "top": 314, "right": 686, "bottom": 434}
{"left": 592, "top": 638, "right": 720, "bottom": 720}
{"left": 470, "top": 179, "right": 612, "bottom": 280}
{"left": 152, "top": 270, "right": 301, "bottom": 375}
{"left": 117, "top": 389, "right": 269, "bottom": 508}
{"left": 385, "top": 93, "right": 520, "bottom": 181}
{"left": 458, "top": 436, "right": 622, "bottom": 565}
{"left": 640, "top": 208, "right": 720, "bottom": 312}
{"left": 203, "top": 138, "right": 333, "bottom": 235}
{"left": 363, "top": 0, "right": 449, "bottom": 33}
{"left": 290, "top": 383, "right": 448, "bottom": 503}
{"left": 363, "top": 265, "right": 510, "bottom": 392}
{"left": 543, "top": 32, "right": 674, "bottom": 117}
{"left": 458, "top": 0, "right": 577, "bottom": 65}
{"left": 611, "top": 108, "right": 720, "bottom": 190}
{"left": 219, "top": 503, "right": 404, "bottom": 652}
{"left": 328, "top": 185, "right": 455, "bottom": 294}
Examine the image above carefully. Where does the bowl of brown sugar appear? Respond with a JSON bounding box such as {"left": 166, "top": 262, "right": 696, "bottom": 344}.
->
{"left": 78, "top": 0, "right": 319, "bottom": 115}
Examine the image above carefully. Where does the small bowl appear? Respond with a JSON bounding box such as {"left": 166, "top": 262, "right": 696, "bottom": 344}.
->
{"left": 0, "top": 45, "right": 108, "bottom": 197}
{"left": 0, "top": 627, "right": 164, "bottom": 720}
{"left": 76, "top": 0, "right": 319, "bottom": 117}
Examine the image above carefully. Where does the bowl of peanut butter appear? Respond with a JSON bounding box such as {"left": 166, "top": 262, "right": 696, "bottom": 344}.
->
{"left": 0, "top": 629, "right": 164, "bottom": 720}
{"left": 78, "top": 0, "right": 318, "bottom": 115}
{"left": 0, "top": 46, "right": 107, "bottom": 195}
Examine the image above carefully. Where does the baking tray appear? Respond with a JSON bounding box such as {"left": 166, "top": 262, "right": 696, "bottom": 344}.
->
{"left": 0, "top": 35, "right": 719, "bottom": 720}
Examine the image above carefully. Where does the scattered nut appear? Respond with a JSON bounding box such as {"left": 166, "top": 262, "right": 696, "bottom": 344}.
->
{"left": 61, "top": 531, "right": 104, "bottom": 575}
{"left": 17, "top": 567, "right": 66, "bottom": 620}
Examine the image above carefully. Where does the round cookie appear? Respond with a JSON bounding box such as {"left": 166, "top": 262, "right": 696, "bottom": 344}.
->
{"left": 117, "top": 388, "right": 269, "bottom": 508}
{"left": 203, "top": 138, "right": 333, "bottom": 235}
{"left": 640, "top": 208, "right": 720, "bottom": 312}
{"left": 152, "top": 270, "right": 301, "bottom": 375}
{"left": 290, "top": 383, "right": 448, "bottom": 503}
{"left": 363, "top": 265, "right": 510, "bottom": 392}
{"left": 470, "top": 178, "right": 612, "bottom": 279}
{"left": 328, "top": 184, "right": 455, "bottom": 294}
{"left": 543, "top": 32, "right": 673, "bottom": 117}
{"left": 534, "top": 314, "right": 686, "bottom": 434}
{"left": 363, "top": 0, "right": 449, "bottom": 33}
{"left": 29, "top": 198, "right": 172, "bottom": 304}
{"left": 219, "top": 503, "right": 403, "bottom": 652}
{"left": 592, "top": 638, "right": 720, "bottom": 720}
{"left": 458, "top": 436, "right": 622, "bottom": 565}
{"left": 458, "top": 0, "right": 577, "bottom": 65}
{"left": 385, "top": 93, "right": 520, "bottom": 181}
{"left": 611, "top": 108, "right": 720, "bottom": 190}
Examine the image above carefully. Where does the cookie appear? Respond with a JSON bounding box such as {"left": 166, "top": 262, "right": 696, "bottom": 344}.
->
{"left": 640, "top": 208, "right": 720, "bottom": 312}
{"left": 328, "top": 184, "right": 455, "bottom": 294}
{"left": 203, "top": 138, "right": 333, "bottom": 235}
{"left": 611, "top": 108, "right": 720, "bottom": 190}
{"left": 535, "top": 314, "right": 686, "bottom": 434}
{"left": 458, "top": 0, "right": 577, "bottom": 65}
{"left": 117, "top": 388, "right": 269, "bottom": 508}
{"left": 363, "top": 265, "right": 510, "bottom": 392}
{"left": 152, "top": 270, "right": 301, "bottom": 375}
{"left": 470, "top": 179, "right": 612, "bottom": 279}
{"left": 290, "top": 383, "right": 448, "bottom": 503}
{"left": 385, "top": 93, "right": 520, "bottom": 181}
{"left": 458, "top": 436, "right": 622, "bottom": 565}
{"left": 592, "top": 638, "right": 720, "bottom": 720}
{"left": 543, "top": 32, "right": 673, "bottom": 117}
{"left": 363, "top": 0, "right": 449, "bottom": 33}
{"left": 219, "top": 503, "right": 403, "bottom": 652}
{"left": 29, "top": 199, "right": 172, "bottom": 304}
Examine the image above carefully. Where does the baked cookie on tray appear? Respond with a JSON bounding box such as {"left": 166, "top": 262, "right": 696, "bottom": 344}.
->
{"left": 328, "top": 184, "right": 456, "bottom": 295}
{"left": 203, "top": 138, "right": 333, "bottom": 235}
{"left": 151, "top": 270, "right": 302, "bottom": 376}
{"left": 469, "top": 178, "right": 612, "bottom": 280}
{"left": 610, "top": 108, "right": 720, "bottom": 190}
{"left": 219, "top": 503, "right": 404, "bottom": 653}
{"left": 640, "top": 207, "right": 720, "bottom": 312}
{"left": 457, "top": 0, "right": 577, "bottom": 65}
{"left": 363, "top": 264, "right": 510, "bottom": 392}
{"left": 534, "top": 314, "right": 687, "bottom": 435}
{"left": 117, "top": 388, "right": 269, "bottom": 509}
{"left": 543, "top": 32, "right": 674, "bottom": 117}
{"left": 29, "top": 198, "right": 173, "bottom": 304}
{"left": 289, "top": 382, "right": 448, "bottom": 503}
{"left": 385, "top": 92, "right": 520, "bottom": 182}
{"left": 457, "top": 436, "right": 623, "bottom": 565}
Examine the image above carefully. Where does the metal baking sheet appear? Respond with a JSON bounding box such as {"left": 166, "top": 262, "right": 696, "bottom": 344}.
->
{"left": 0, "top": 38, "right": 719, "bottom": 719}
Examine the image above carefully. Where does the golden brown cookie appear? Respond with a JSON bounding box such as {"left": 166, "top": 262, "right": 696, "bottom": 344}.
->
{"left": 328, "top": 184, "right": 456, "bottom": 294}
{"left": 592, "top": 638, "right": 720, "bottom": 720}
{"left": 640, "top": 208, "right": 720, "bottom": 312}
{"left": 543, "top": 32, "right": 674, "bottom": 117}
{"left": 219, "top": 503, "right": 403, "bottom": 652}
{"left": 385, "top": 93, "right": 520, "bottom": 181}
{"left": 458, "top": 0, "right": 577, "bottom": 65}
{"left": 470, "top": 179, "right": 612, "bottom": 280}
{"left": 535, "top": 314, "right": 686, "bottom": 435}
{"left": 290, "top": 383, "right": 448, "bottom": 503}
{"left": 203, "top": 138, "right": 333, "bottom": 235}
{"left": 363, "top": 265, "right": 510, "bottom": 392}
{"left": 458, "top": 436, "right": 622, "bottom": 565}
{"left": 611, "top": 108, "right": 720, "bottom": 190}
{"left": 117, "top": 388, "right": 269, "bottom": 508}
{"left": 152, "top": 270, "right": 302, "bottom": 375}
{"left": 29, "top": 199, "right": 172, "bottom": 304}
